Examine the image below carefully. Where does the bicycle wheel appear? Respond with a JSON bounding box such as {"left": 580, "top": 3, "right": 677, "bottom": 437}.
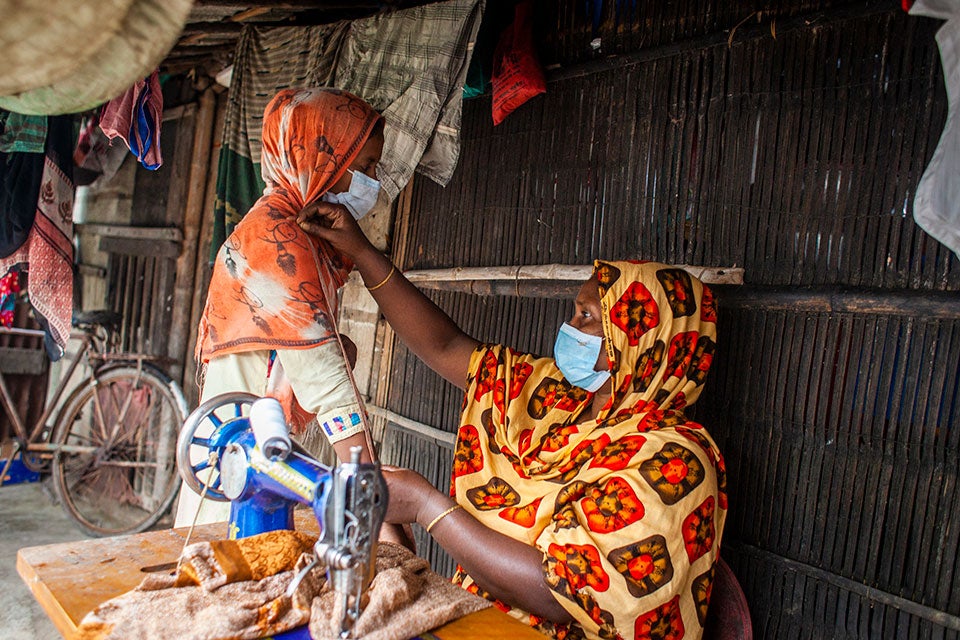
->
{"left": 51, "top": 364, "right": 188, "bottom": 537}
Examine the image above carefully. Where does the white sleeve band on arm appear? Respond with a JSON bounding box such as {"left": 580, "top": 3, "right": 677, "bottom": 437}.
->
{"left": 275, "top": 342, "right": 366, "bottom": 444}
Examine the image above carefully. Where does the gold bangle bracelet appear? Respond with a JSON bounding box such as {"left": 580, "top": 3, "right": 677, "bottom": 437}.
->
{"left": 425, "top": 504, "right": 462, "bottom": 533}
{"left": 366, "top": 264, "right": 396, "bottom": 292}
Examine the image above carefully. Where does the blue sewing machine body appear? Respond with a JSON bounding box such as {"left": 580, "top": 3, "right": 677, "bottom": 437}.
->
{"left": 219, "top": 428, "right": 329, "bottom": 538}
{"left": 177, "top": 393, "right": 388, "bottom": 638}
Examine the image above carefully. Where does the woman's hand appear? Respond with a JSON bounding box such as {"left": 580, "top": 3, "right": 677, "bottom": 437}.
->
{"left": 381, "top": 465, "right": 447, "bottom": 526}
{"left": 296, "top": 201, "right": 372, "bottom": 258}
{"left": 297, "top": 198, "right": 479, "bottom": 390}
{"left": 381, "top": 465, "right": 574, "bottom": 624}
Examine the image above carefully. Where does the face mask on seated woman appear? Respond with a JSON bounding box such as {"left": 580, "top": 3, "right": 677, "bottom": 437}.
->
{"left": 553, "top": 322, "right": 611, "bottom": 392}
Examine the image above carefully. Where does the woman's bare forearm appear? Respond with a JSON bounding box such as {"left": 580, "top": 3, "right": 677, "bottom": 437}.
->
{"left": 297, "top": 203, "right": 478, "bottom": 387}
{"left": 351, "top": 245, "right": 478, "bottom": 388}
{"left": 416, "top": 495, "right": 574, "bottom": 623}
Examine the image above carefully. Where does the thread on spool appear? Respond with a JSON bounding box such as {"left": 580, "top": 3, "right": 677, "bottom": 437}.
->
{"left": 250, "top": 397, "right": 292, "bottom": 461}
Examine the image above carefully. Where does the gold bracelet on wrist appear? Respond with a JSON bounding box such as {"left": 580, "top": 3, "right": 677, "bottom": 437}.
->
{"left": 366, "top": 264, "right": 396, "bottom": 291}
{"left": 425, "top": 504, "right": 462, "bottom": 534}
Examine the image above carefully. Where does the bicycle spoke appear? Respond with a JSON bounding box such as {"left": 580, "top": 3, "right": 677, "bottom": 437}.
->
{"left": 105, "top": 379, "right": 142, "bottom": 445}
{"left": 63, "top": 430, "right": 106, "bottom": 447}
{"left": 60, "top": 453, "right": 96, "bottom": 478}
{"left": 110, "top": 399, "right": 153, "bottom": 448}
{"left": 90, "top": 383, "right": 112, "bottom": 442}
{"left": 71, "top": 456, "right": 143, "bottom": 507}
{"left": 94, "top": 460, "right": 160, "bottom": 469}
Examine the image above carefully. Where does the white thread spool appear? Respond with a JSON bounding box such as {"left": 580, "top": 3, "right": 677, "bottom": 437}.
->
{"left": 250, "top": 397, "right": 292, "bottom": 461}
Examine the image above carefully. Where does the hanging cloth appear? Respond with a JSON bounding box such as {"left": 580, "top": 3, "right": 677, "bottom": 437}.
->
{"left": 212, "top": 0, "right": 483, "bottom": 253}
{"left": 0, "top": 115, "right": 75, "bottom": 359}
{"left": 99, "top": 70, "right": 163, "bottom": 170}
{"left": 0, "top": 111, "right": 47, "bottom": 153}
{"left": 909, "top": 0, "right": 960, "bottom": 258}
{"left": 491, "top": 0, "right": 547, "bottom": 125}
{"left": 0, "top": 113, "right": 46, "bottom": 259}
{"left": 74, "top": 113, "right": 129, "bottom": 187}
{"left": 0, "top": 269, "right": 21, "bottom": 328}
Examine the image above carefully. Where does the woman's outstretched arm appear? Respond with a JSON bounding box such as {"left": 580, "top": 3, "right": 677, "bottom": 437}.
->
{"left": 297, "top": 202, "right": 479, "bottom": 388}
{"left": 383, "top": 467, "right": 574, "bottom": 623}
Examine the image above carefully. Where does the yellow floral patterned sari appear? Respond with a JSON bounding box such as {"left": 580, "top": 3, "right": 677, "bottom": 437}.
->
{"left": 451, "top": 260, "right": 726, "bottom": 640}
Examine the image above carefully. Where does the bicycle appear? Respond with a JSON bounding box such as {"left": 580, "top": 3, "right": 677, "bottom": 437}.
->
{"left": 0, "top": 310, "right": 188, "bottom": 537}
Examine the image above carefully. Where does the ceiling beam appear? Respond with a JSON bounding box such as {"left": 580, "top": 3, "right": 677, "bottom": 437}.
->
{"left": 181, "top": 22, "right": 245, "bottom": 35}
{"left": 193, "top": 0, "right": 382, "bottom": 7}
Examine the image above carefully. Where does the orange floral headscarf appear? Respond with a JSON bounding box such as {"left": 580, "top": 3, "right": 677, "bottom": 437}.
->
{"left": 197, "top": 88, "right": 382, "bottom": 361}
{"left": 452, "top": 260, "right": 726, "bottom": 640}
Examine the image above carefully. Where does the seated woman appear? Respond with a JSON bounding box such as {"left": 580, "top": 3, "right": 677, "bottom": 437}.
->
{"left": 299, "top": 206, "right": 727, "bottom": 639}
{"left": 176, "top": 87, "right": 386, "bottom": 527}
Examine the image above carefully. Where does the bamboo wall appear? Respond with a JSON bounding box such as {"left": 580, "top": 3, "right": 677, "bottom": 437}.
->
{"left": 378, "top": 1, "right": 960, "bottom": 637}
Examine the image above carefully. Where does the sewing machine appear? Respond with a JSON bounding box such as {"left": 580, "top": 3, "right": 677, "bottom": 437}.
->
{"left": 15, "top": 390, "right": 547, "bottom": 640}
{"left": 176, "top": 392, "right": 387, "bottom": 639}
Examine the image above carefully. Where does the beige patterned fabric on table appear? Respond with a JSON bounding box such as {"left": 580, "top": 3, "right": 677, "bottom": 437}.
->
{"left": 75, "top": 532, "right": 489, "bottom": 640}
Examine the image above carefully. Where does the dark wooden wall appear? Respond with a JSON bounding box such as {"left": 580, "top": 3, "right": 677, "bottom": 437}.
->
{"left": 105, "top": 113, "right": 192, "bottom": 363}
{"left": 0, "top": 303, "right": 48, "bottom": 446}
{"left": 380, "top": 0, "right": 960, "bottom": 637}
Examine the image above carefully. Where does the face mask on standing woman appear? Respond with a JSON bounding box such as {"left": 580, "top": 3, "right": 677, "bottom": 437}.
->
{"left": 321, "top": 169, "right": 381, "bottom": 220}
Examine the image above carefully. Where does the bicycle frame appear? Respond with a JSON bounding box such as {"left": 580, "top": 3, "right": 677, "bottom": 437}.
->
{"left": 0, "top": 326, "right": 99, "bottom": 475}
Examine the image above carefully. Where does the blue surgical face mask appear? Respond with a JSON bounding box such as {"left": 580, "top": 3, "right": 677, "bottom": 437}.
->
{"left": 321, "top": 168, "right": 381, "bottom": 220}
{"left": 553, "top": 322, "right": 611, "bottom": 392}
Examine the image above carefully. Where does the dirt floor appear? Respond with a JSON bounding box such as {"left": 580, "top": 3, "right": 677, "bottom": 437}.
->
{"left": 0, "top": 480, "right": 88, "bottom": 639}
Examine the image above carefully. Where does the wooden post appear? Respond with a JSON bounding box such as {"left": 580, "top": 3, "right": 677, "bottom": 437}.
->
{"left": 183, "top": 89, "right": 227, "bottom": 407}
{"left": 168, "top": 88, "right": 216, "bottom": 390}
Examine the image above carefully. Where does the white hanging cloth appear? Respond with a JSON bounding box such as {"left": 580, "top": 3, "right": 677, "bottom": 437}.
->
{"left": 911, "top": 0, "right": 960, "bottom": 258}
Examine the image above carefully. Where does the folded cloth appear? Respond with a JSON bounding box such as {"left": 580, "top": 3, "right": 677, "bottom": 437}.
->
{"left": 0, "top": 111, "right": 47, "bottom": 153}
{"left": 75, "top": 533, "right": 490, "bottom": 640}
{"left": 173, "top": 530, "right": 318, "bottom": 591}
{"left": 309, "top": 543, "right": 491, "bottom": 640}
{"left": 76, "top": 568, "right": 311, "bottom": 640}
{"left": 75, "top": 530, "right": 317, "bottom": 640}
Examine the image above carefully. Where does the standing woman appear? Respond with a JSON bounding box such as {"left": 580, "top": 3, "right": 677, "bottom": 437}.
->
{"left": 298, "top": 204, "right": 728, "bottom": 639}
{"left": 176, "top": 88, "right": 385, "bottom": 526}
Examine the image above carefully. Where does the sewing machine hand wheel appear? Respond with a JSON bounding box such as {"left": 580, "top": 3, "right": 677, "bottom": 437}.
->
{"left": 177, "top": 392, "right": 258, "bottom": 501}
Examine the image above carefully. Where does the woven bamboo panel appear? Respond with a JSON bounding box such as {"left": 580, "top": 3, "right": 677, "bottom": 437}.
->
{"left": 381, "top": 2, "right": 960, "bottom": 636}
{"left": 535, "top": 0, "right": 871, "bottom": 68}
{"left": 411, "top": 6, "right": 955, "bottom": 288}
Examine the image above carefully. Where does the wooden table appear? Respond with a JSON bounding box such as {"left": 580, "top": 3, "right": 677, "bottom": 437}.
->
{"left": 16, "top": 513, "right": 546, "bottom": 640}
